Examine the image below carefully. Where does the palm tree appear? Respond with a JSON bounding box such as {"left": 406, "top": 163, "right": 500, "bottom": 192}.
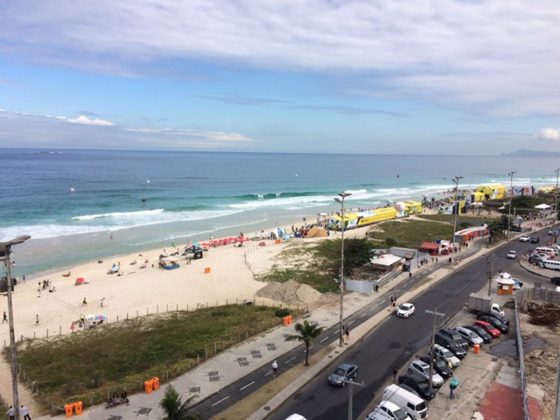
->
{"left": 159, "top": 385, "right": 198, "bottom": 420}
{"left": 285, "top": 320, "right": 325, "bottom": 366}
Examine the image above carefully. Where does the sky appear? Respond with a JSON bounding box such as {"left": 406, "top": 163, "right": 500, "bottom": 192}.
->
{"left": 1, "top": 0, "right": 560, "bottom": 155}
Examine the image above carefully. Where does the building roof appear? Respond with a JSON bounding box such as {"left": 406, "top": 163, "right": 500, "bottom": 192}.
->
{"left": 419, "top": 241, "right": 439, "bottom": 251}
{"left": 370, "top": 254, "right": 403, "bottom": 267}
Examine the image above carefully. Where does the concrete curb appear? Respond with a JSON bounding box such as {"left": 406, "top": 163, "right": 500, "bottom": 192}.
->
{"left": 518, "top": 260, "right": 552, "bottom": 279}
{"left": 250, "top": 242, "right": 499, "bottom": 420}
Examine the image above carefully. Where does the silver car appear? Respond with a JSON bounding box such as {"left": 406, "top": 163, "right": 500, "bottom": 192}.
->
{"left": 453, "top": 326, "right": 484, "bottom": 346}
{"left": 407, "top": 359, "right": 444, "bottom": 387}
{"left": 433, "top": 344, "right": 460, "bottom": 368}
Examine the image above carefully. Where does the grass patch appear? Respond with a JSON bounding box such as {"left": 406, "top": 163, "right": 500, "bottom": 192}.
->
{"left": 368, "top": 219, "right": 454, "bottom": 248}
{"left": 416, "top": 214, "right": 496, "bottom": 225}
{"left": 260, "top": 267, "right": 338, "bottom": 293}
{"left": 13, "top": 305, "right": 287, "bottom": 414}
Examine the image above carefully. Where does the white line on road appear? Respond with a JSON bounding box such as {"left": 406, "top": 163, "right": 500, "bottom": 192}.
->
{"left": 359, "top": 313, "right": 367, "bottom": 318}
{"left": 240, "top": 381, "right": 255, "bottom": 391}
{"left": 347, "top": 320, "right": 355, "bottom": 326}
{"left": 264, "top": 371, "right": 272, "bottom": 377}
{"left": 211, "top": 396, "right": 230, "bottom": 407}
{"left": 284, "top": 356, "right": 297, "bottom": 364}
{"left": 320, "top": 336, "right": 329, "bottom": 343}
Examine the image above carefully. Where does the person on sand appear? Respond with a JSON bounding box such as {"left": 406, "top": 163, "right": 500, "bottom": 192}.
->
{"left": 100, "top": 297, "right": 105, "bottom": 307}
{"left": 2, "top": 311, "right": 7, "bottom": 323}
{"left": 6, "top": 405, "right": 14, "bottom": 420}
{"left": 35, "top": 314, "right": 39, "bottom": 326}
{"left": 20, "top": 405, "right": 31, "bottom": 420}
{"left": 82, "top": 297, "right": 87, "bottom": 306}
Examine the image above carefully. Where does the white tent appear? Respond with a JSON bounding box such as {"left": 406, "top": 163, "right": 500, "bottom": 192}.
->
{"left": 534, "top": 203, "right": 552, "bottom": 210}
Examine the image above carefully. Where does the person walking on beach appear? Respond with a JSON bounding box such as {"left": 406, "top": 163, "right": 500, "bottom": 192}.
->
{"left": 100, "top": 297, "right": 105, "bottom": 308}
{"left": 35, "top": 314, "right": 39, "bottom": 326}
{"left": 82, "top": 297, "right": 87, "bottom": 306}
{"left": 2, "top": 311, "right": 7, "bottom": 323}
{"left": 272, "top": 360, "right": 278, "bottom": 376}
{"left": 20, "top": 404, "right": 32, "bottom": 420}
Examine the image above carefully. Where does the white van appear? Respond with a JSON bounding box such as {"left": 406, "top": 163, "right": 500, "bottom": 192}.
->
{"left": 535, "top": 247, "right": 557, "bottom": 257}
{"left": 382, "top": 384, "right": 428, "bottom": 419}
{"left": 541, "top": 259, "right": 560, "bottom": 271}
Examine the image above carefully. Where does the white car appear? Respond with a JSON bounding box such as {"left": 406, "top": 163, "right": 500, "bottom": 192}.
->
{"left": 407, "top": 359, "right": 444, "bottom": 387}
{"left": 366, "top": 400, "right": 412, "bottom": 420}
{"left": 396, "top": 303, "right": 415, "bottom": 318}
{"left": 453, "top": 326, "right": 484, "bottom": 346}
{"left": 506, "top": 250, "right": 517, "bottom": 259}
{"left": 433, "top": 344, "right": 460, "bottom": 368}
{"left": 519, "top": 236, "right": 530, "bottom": 242}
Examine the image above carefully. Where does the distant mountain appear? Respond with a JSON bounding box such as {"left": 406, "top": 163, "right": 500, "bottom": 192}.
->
{"left": 500, "top": 149, "right": 560, "bottom": 157}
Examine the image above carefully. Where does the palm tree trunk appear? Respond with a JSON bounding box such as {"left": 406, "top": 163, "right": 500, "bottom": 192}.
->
{"left": 304, "top": 343, "right": 309, "bottom": 366}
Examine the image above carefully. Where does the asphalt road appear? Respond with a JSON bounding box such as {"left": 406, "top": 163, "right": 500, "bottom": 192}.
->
{"left": 270, "top": 228, "right": 554, "bottom": 420}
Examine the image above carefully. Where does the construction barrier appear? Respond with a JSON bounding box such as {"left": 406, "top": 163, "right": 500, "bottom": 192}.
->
{"left": 152, "top": 376, "right": 160, "bottom": 390}
{"left": 275, "top": 239, "right": 281, "bottom": 245}
{"left": 204, "top": 267, "right": 211, "bottom": 274}
{"left": 73, "top": 401, "right": 83, "bottom": 416}
{"left": 144, "top": 379, "right": 153, "bottom": 393}
{"left": 64, "top": 404, "right": 73, "bottom": 418}
{"left": 473, "top": 343, "right": 480, "bottom": 354}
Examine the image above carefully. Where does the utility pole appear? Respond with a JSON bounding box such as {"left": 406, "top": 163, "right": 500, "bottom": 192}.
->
{"left": 487, "top": 254, "right": 494, "bottom": 297}
{"left": 507, "top": 171, "right": 516, "bottom": 241}
{"left": 346, "top": 379, "right": 365, "bottom": 420}
{"left": 1, "top": 235, "right": 31, "bottom": 420}
{"left": 451, "top": 176, "right": 463, "bottom": 263}
{"left": 425, "top": 307, "right": 445, "bottom": 395}
{"left": 335, "top": 191, "right": 351, "bottom": 347}
{"left": 555, "top": 168, "right": 559, "bottom": 223}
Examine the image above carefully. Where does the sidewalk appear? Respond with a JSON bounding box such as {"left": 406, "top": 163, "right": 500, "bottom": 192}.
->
{"left": 35, "top": 242, "right": 486, "bottom": 420}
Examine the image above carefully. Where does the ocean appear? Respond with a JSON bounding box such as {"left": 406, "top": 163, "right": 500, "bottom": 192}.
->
{"left": 1, "top": 148, "right": 558, "bottom": 275}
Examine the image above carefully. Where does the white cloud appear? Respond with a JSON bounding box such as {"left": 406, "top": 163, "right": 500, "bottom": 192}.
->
{"left": 1, "top": 1, "right": 560, "bottom": 116}
{"left": 66, "top": 115, "right": 115, "bottom": 126}
{"left": 536, "top": 128, "right": 560, "bottom": 142}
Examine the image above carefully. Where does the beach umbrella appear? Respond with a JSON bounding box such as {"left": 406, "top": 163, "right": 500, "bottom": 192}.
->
{"left": 75, "top": 277, "right": 85, "bottom": 286}
{"left": 186, "top": 240, "right": 193, "bottom": 249}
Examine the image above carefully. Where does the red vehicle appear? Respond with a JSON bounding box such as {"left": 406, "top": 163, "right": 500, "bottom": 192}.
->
{"left": 474, "top": 320, "right": 500, "bottom": 338}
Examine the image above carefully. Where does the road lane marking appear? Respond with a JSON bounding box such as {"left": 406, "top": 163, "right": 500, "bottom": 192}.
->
{"left": 240, "top": 381, "right": 255, "bottom": 391}
{"left": 347, "top": 320, "right": 355, "bottom": 325}
{"left": 284, "top": 356, "right": 297, "bottom": 364}
{"left": 359, "top": 313, "right": 367, "bottom": 318}
{"left": 320, "top": 336, "right": 329, "bottom": 343}
{"left": 212, "top": 396, "right": 230, "bottom": 407}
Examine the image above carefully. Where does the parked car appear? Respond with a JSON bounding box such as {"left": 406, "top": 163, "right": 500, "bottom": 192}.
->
{"left": 463, "top": 324, "right": 492, "bottom": 343}
{"left": 408, "top": 359, "right": 444, "bottom": 387}
{"left": 396, "top": 303, "right": 416, "bottom": 318}
{"left": 489, "top": 302, "right": 505, "bottom": 318}
{"left": 530, "top": 236, "right": 540, "bottom": 244}
{"left": 366, "top": 400, "right": 412, "bottom": 420}
{"left": 397, "top": 374, "right": 436, "bottom": 400}
{"left": 551, "top": 277, "right": 560, "bottom": 286}
{"left": 477, "top": 314, "right": 509, "bottom": 334}
{"left": 477, "top": 311, "right": 509, "bottom": 326}
{"left": 529, "top": 254, "right": 545, "bottom": 264}
{"left": 435, "top": 333, "right": 467, "bottom": 358}
{"left": 506, "top": 250, "right": 517, "bottom": 259}
{"left": 438, "top": 328, "right": 469, "bottom": 349}
{"left": 328, "top": 362, "right": 358, "bottom": 386}
{"left": 474, "top": 320, "right": 501, "bottom": 338}
{"left": 382, "top": 384, "right": 428, "bottom": 420}
{"left": 519, "top": 235, "right": 530, "bottom": 242}
{"left": 453, "top": 326, "right": 484, "bottom": 346}
{"left": 433, "top": 344, "right": 460, "bottom": 368}
{"left": 419, "top": 354, "right": 453, "bottom": 379}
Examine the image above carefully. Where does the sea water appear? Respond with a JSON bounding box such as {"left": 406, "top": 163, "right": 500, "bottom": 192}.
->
{"left": 1, "top": 148, "right": 557, "bottom": 275}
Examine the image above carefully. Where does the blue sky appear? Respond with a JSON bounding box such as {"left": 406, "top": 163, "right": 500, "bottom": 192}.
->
{"left": 1, "top": 0, "right": 559, "bottom": 154}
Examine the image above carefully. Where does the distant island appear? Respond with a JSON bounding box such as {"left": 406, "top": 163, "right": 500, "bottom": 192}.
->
{"left": 500, "top": 149, "right": 560, "bottom": 157}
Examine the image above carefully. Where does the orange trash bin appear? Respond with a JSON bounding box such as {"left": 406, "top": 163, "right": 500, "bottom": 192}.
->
{"left": 473, "top": 343, "right": 480, "bottom": 354}
{"left": 64, "top": 403, "right": 73, "bottom": 418}
{"left": 152, "top": 377, "right": 160, "bottom": 390}
{"left": 144, "top": 379, "right": 153, "bottom": 393}
{"left": 73, "top": 401, "right": 83, "bottom": 416}
{"left": 204, "top": 267, "right": 211, "bottom": 274}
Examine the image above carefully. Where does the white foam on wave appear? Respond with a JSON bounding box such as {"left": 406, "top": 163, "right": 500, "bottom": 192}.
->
{"left": 1, "top": 209, "right": 244, "bottom": 241}
{"left": 72, "top": 209, "right": 164, "bottom": 221}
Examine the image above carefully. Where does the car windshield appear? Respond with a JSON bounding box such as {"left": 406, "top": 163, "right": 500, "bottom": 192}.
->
{"left": 416, "top": 401, "right": 427, "bottom": 411}
{"left": 399, "top": 304, "right": 411, "bottom": 310}
{"left": 333, "top": 367, "right": 347, "bottom": 376}
{"left": 394, "top": 408, "right": 409, "bottom": 420}
{"left": 440, "top": 348, "right": 452, "bottom": 358}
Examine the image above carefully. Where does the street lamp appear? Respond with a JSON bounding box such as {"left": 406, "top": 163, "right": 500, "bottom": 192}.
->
{"left": 507, "top": 171, "right": 516, "bottom": 241}
{"left": 425, "top": 307, "right": 445, "bottom": 396}
{"left": 1, "top": 235, "right": 31, "bottom": 420}
{"left": 450, "top": 176, "right": 463, "bottom": 263}
{"left": 335, "top": 191, "right": 351, "bottom": 347}
{"left": 346, "top": 378, "right": 365, "bottom": 420}
{"left": 555, "top": 168, "right": 559, "bottom": 223}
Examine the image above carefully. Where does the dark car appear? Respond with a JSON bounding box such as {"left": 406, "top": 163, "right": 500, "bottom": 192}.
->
{"left": 463, "top": 325, "right": 492, "bottom": 343}
{"left": 420, "top": 354, "right": 453, "bottom": 379}
{"left": 529, "top": 254, "right": 544, "bottom": 264}
{"left": 398, "top": 374, "right": 436, "bottom": 400}
{"left": 435, "top": 333, "right": 467, "bottom": 358}
{"left": 477, "top": 311, "right": 510, "bottom": 326}
{"left": 530, "top": 236, "right": 540, "bottom": 244}
{"left": 551, "top": 277, "right": 560, "bottom": 286}
{"left": 328, "top": 362, "right": 358, "bottom": 386}
{"left": 398, "top": 383, "right": 421, "bottom": 398}
{"left": 477, "top": 314, "right": 509, "bottom": 334}
{"left": 510, "top": 225, "right": 522, "bottom": 232}
{"left": 438, "top": 328, "right": 469, "bottom": 349}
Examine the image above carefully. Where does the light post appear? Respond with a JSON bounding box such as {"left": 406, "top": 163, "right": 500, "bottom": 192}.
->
{"left": 487, "top": 254, "right": 494, "bottom": 297}
{"left": 507, "top": 171, "right": 516, "bottom": 241}
{"left": 335, "top": 191, "right": 351, "bottom": 347}
{"left": 346, "top": 379, "right": 364, "bottom": 420}
{"left": 450, "top": 176, "right": 463, "bottom": 263}
{"left": 555, "top": 169, "right": 559, "bottom": 224}
{"left": 1, "top": 235, "right": 31, "bottom": 420}
{"left": 425, "top": 307, "right": 445, "bottom": 396}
